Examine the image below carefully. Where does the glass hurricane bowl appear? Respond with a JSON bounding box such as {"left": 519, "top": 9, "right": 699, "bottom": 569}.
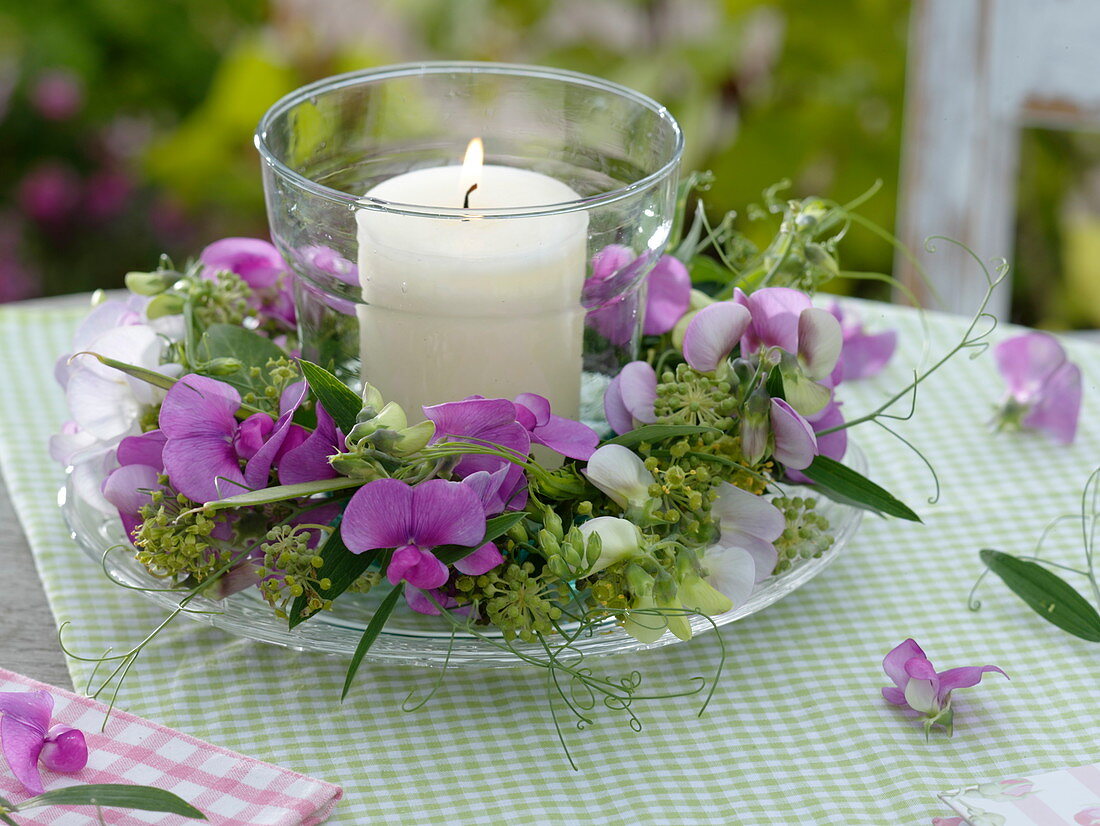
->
{"left": 60, "top": 446, "right": 865, "bottom": 668}
{"left": 255, "top": 62, "right": 684, "bottom": 425}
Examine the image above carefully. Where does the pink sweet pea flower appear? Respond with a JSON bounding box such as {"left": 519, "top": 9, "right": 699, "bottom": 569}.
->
{"left": 603, "top": 361, "right": 658, "bottom": 435}
{"left": 159, "top": 374, "right": 246, "bottom": 502}
{"left": 295, "top": 245, "right": 359, "bottom": 315}
{"left": 200, "top": 237, "right": 296, "bottom": 329}
{"left": 643, "top": 256, "right": 692, "bottom": 336}
{"left": 931, "top": 818, "right": 966, "bottom": 826}
{"left": 769, "top": 398, "right": 818, "bottom": 470}
{"left": 159, "top": 375, "right": 306, "bottom": 502}
{"left": 681, "top": 301, "right": 752, "bottom": 372}
{"left": 278, "top": 402, "right": 345, "bottom": 485}
{"left": 424, "top": 397, "right": 531, "bottom": 507}
{"left": 1075, "top": 806, "right": 1100, "bottom": 826}
{"left": 585, "top": 246, "right": 692, "bottom": 343}
{"left": 882, "top": 639, "right": 1007, "bottom": 736}
{"left": 514, "top": 393, "right": 599, "bottom": 460}
{"left": 733, "top": 286, "right": 811, "bottom": 354}
{"left": 102, "top": 429, "right": 167, "bottom": 539}
{"left": 828, "top": 302, "right": 897, "bottom": 383}
{"left": 341, "top": 478, "right": 487, "bottom": 590}
{"left": 994, "top": 332, "right": 1082, "bottom": 445}
{"left": 786, "top": 400, "right": 846, "bottom": 484}
{"left": 733, "top": 288, "right": 843, "bottom": 415}
{"left": 0, "top": 691, "right": 87, "bottom": 795}
{"left": 585, "top": 245, "right": 644, "bottom": 345}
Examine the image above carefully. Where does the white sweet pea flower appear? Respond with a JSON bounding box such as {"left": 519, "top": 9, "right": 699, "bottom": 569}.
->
{"left": 55, "top": 295, "right": 151, "bottom": 390}
{"left": 796, "top": 306, "right": 843, "bottom": 380}
{"left": 695, "top": 546, "right": 756, "bottom": 610}
{"left": 48, "top": 421, "right": 98, "bottom": 466}
{"left": 711, "top": 482, "right": 786, "bottom": 582}
{"left": 65, "top": 325, "right": 169, "bottom": 441}
{"left": 582, "top": 444, "right": 655, "bottom": 511}
{"left": 70, "top": 444, "right": 120, "bottom": 516}
{"left": 577, "top": 516, "right": 645, "bottom": 575}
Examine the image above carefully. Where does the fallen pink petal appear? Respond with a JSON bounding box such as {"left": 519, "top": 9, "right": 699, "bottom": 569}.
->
{"left": 0, "top": 691, "right": 87, "bottom": 795}
{"left": 882, "top": 639, "right": 1007, "bottom": 735}
{"left": 993, "top": 332, "right": 1082, "bottom": 445}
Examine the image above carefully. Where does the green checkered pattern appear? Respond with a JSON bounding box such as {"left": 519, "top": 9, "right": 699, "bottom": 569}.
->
{"left": 1, "top": 297, "right": 1097, "bottom": 825}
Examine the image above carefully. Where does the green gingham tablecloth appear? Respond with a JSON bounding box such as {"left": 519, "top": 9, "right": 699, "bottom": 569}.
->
{"left": 1, "top": 296, "right": 1098, "bottom": 825}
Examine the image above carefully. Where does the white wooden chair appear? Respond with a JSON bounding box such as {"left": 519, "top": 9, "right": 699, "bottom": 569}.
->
{"left": 895, "top": 0, "right": 1100, "bottom": 320}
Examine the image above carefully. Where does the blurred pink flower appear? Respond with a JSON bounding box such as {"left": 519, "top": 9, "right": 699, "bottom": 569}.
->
{"left": 0, "top": 259, "right": 39, "bottom": 303}
{"left": 1075, "top": 806, "right": 1100, "bottom": 825}
{"left": 98, "top": 115, "right": 155, "bottom": 162}
{"left": 931, "top": 819, "right": 965, "bottom": 826}
{"left": 18, "top": 162, "right": 81, "bottom": 224}
{"left": 86, "top": 169, "right": 134, "bottom": 221}
{"left": 828, "top": 302, "right": 897, "bottom": 383}
{"left": 29, "top": 69, "right": 83, "bottom": 121}
{"left": 0, "top": 221, "right": 39, "bottom": 301}
{"left": 149, "top": 196, "right": 192, "bottom": 245}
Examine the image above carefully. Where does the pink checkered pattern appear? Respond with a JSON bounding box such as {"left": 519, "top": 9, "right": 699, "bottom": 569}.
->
{"left": 0, "top": 669, "right": 342, "bottom": 825}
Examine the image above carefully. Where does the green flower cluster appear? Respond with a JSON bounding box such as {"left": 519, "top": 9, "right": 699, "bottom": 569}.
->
{"left": 132, "top": 483, "right": 230, "bottom": 583}
{"left": 772, "top": 496, "right": 834, "bottom": 574}
{"left": 454, "top": 562, "right": 568, "bottom": 643}
{"left": 654, "top": 362, "right": 739, "bottom": 429}
{"left": 256, "top": 525, "right": 332, "bottom": 618}
{"left": 126, "top": 261, "right": 251, "bottom": 329}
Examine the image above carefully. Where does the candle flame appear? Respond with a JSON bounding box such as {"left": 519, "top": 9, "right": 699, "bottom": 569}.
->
{"left": 459, "top": 138, "right": 484, "bottom": 199}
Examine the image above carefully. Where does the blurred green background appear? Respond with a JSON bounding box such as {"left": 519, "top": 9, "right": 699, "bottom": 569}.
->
{"left": 0, "top": 0, "right": 1093, "bottom": 327}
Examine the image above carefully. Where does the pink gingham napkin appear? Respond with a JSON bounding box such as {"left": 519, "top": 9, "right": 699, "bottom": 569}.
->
{"left": 938, "top": 763, "right": 1100, "bottom": 825}
{"left": 0, "top": 668, "right": 342, "bottom": 825}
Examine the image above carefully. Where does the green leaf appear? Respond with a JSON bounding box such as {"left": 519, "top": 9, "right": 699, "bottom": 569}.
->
{"left": 17, "top": 785, "right": 205, "bottom": 819}
{"left": 604, "top": 424, "right": 719, "bottom": 448}
{"left": 289, "top": 527, "right": 378, "bottom": 628}
{"left": 197, "top": 323, "right": 285, "bottom": 366}
{"left": 198, "top": 476, "right": 362, "bottom": 511}
{"left": 687, "top": 253, "right": 733, "bottom": 287}
{"left": 798, "top": 456, "right": 921, "bottom": 522}
{"left": 482, "top": 512, "right": 527, "bottom": 543}
{"left": 980, "top": 550, "right": 1100, "bottom": 642}
{"left": 299, "top": 359, "right": 363, "bottom": 433}
{"left": 433, "top": 511, "right": 527, "bottom": 565}
{"left": 342, "top": 582, "right": 403, "bottom": 699}
{"left": 0, "top": 793, "right": 16, "bottom": 826}
{"left": 673, "top": 201, "right": 707, "bottom": 261}
{"left": 765, "top": 366, "right": 785, "bottom": 400}
{"left": 195, "top": 324, "right": 285, "bottom": 398}
{"left": 73, "top": 352, "right": 176, "bottom": 391}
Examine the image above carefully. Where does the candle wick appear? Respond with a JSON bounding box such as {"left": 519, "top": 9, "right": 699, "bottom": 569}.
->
{"left": 463, "top": 183, "right": 478, "bottom": 209}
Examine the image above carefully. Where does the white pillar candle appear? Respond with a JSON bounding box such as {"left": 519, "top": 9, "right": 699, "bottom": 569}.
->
{"left": 355, "top": 145, "right": 588, "bottom": 420}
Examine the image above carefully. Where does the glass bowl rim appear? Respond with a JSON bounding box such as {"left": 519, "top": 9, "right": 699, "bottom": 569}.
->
{"left": 253, "top": 60, "right": 685, "bottom": 221}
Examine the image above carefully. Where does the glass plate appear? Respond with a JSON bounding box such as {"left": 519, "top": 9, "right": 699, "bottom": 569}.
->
{"left": 59, "top": 446, "right": 864, "bottom": 668}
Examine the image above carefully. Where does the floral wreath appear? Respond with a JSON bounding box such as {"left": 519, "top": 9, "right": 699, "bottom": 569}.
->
{"left": 52, "top": 178, "right": 1007, "bottom": 762}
